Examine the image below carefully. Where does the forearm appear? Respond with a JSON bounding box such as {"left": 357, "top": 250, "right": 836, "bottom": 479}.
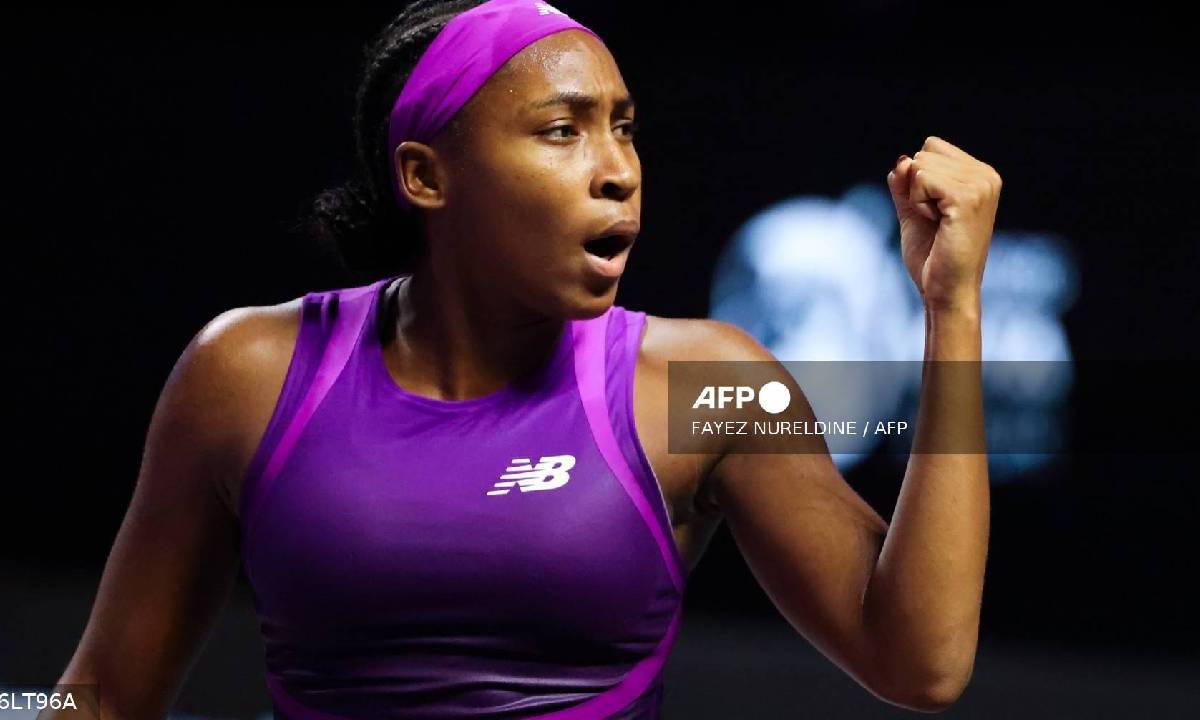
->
{"left": 42, "top": 654, "right": 154, "bottom": 720}
{"left": 861, "top": 299, "right": 990, "bottom": 706}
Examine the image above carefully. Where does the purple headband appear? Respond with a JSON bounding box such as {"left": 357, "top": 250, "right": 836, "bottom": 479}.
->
{"left": 387, "top": 0, "right": 602, "bottom": 210}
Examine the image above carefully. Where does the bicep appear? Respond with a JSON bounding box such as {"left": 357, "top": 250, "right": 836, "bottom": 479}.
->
{"left": 59, "top": 321, "right": 247, "bottom": 717}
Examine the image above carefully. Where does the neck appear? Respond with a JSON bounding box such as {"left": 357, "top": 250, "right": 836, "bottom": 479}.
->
{"left": 384, "top": 252, "right": 566, "bottom": 402}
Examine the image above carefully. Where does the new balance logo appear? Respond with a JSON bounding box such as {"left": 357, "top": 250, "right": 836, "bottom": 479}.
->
{"left": 534, "top": 2, "right": 565, "bottom": 16}
{"left": 488, "top": 455, "right": 576, "bottom": 495}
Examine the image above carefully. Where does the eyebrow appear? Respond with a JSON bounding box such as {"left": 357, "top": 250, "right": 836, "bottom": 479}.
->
{"left": 526, "top": 90, "right": 636, "bottom": 114}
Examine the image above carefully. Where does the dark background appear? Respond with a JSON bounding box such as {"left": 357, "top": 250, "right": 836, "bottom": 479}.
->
{"left": 5, "top": 2, "right": 1197, "bottom": 717}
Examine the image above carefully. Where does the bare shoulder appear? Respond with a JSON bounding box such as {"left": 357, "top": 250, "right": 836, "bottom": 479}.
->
{"left": 177, "top": 296, "right": 305, "bottom": 517}
{"left": 192, "top": 298, "right": 304, "bottom": 380}
{"left": 639, "top": 314, "right": 776, "bottom": 363}
{"left": 631, "top": 314, "right": 779, "bottom": 528}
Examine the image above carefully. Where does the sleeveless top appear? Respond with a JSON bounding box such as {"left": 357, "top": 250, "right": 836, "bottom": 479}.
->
{"left": 237, "top": 275, "right": 689, "bottom": 719}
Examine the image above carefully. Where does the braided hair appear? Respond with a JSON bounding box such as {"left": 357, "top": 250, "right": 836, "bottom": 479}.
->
{"left": 307, "top": 0, "right": 487, "bottom": 283}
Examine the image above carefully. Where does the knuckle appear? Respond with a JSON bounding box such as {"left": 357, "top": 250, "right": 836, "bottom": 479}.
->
{"left": 977, "top": 163, "right": 1002, "bottom": 190}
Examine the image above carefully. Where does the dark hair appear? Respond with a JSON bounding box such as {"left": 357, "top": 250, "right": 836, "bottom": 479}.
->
{"left": 306, "top": 0, "right": 487, "bottom": 283}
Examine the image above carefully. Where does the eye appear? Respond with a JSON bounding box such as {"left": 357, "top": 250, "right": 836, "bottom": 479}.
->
{"left": 617, "top": 119, "right": 640, "bottom": 138}
{"left": 542, "top": 124, "right": 578, "bottom": 139}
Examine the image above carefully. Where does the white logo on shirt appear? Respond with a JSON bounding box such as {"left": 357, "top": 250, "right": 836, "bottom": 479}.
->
{"left": 488, "top": 455, "right": 576, "bottom": 495}
{"left": 534, "top": 2, "right": 566, "bottom": 16}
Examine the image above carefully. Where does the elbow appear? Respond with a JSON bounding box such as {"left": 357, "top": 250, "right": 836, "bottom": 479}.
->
{"left": 869, "top": 655, "right": 975, "bottom": 713}
{"left": 890, "top": 675, "right": 969, "bottom": 713}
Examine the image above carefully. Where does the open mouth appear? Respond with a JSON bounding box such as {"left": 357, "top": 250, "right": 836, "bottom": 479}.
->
{"left": 583, "top": 234, "right": 634, "bottom": 260}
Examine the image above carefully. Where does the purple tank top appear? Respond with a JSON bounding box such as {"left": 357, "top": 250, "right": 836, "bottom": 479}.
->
{"left": 237, "top": 275, "right": 688, "bottom": 719}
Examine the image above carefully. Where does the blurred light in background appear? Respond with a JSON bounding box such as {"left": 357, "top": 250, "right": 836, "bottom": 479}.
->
{"left": 709, "top": 184, "right": 1078, "bottom": 480}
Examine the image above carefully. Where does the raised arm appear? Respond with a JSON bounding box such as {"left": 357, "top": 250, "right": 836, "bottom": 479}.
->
{"left": 701, "top": 318, "right": 985, "bottom": 713}
{"left": 700, "top": 136, "right": 998, "bottom": 713}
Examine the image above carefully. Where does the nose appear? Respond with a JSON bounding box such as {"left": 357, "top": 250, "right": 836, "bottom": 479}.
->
{"left": 589, "top": 130, "right": 639, "bottom": 203}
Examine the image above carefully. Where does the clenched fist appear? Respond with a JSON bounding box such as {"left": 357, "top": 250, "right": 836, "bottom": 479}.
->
{"left": 887, "top": 136, "right": 1002, "bottom": 313}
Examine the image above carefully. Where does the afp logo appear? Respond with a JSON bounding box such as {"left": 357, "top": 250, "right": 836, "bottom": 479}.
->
{"left": 692, "top": 381, "right": 791, "bottom": 414}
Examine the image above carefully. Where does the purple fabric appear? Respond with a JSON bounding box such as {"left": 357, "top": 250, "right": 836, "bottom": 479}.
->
{"left": 240, "top": 283, "right": 377, "bottom": 545}
{"left": 238, "top": 275, "right": 687, "bottom": 718}
{"left": 387, "top": 0, "right": 602, "bottom": 209}
{"left": 571, "top": 304, "right": 686, "bottom": 594}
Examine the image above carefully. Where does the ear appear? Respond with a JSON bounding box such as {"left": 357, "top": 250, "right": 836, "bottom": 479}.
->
{"left": 394, "top": 141, "right": 447, "bottom": 210}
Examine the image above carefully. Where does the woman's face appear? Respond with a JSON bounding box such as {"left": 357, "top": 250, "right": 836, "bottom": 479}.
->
{"left": 429, "top": 29, "right": 641, "bottom": 319}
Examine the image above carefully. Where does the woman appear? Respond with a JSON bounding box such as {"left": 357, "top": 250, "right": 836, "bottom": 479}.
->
{"left": 54, "top": 1, "right": 998, "bottom": 717}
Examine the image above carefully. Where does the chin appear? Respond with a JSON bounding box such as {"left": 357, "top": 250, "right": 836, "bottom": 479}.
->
{"left": 558, "top": 278, "right": 618, "bottom": 320}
